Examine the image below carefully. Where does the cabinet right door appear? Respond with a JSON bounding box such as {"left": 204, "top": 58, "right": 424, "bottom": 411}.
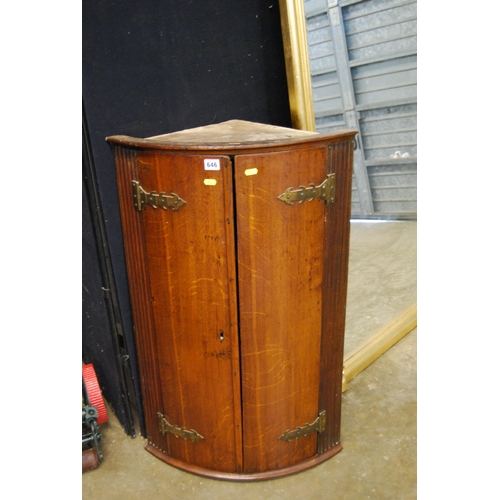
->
{"left": 234, "top": 145, "right": 329, "bottom": 473}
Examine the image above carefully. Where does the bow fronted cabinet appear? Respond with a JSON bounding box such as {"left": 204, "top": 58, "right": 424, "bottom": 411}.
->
{"left": 107, "top": 120, "right": 356, "bottom": 481}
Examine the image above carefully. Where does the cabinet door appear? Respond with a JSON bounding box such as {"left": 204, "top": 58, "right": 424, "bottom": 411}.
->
{"left": 132, "top": 151, "right": 243, "bottom": 473}
{"left": 234, "top": 146, "right": 328, "bottom": 473}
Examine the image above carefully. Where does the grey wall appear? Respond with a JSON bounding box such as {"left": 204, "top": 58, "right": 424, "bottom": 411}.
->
{"left": 305, "top": 0, "right": 417, "bottom": 219}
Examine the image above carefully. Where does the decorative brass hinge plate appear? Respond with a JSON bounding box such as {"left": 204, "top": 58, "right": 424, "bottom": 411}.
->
{"left": 158, "top": 413, "right": 204, "bottom": 443}
{"left": 277, "top": 174, "right": 335, "bottom": 206}
{"left": 278, "top": 411, "right": 326, "bottom": 442}
{"left": 132, "top": 180, "right": 187, "bottom": 211}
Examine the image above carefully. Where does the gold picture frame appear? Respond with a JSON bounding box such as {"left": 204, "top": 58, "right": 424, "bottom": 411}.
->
{"left": 278, "top": 0, "right": 316, "bottom": 132}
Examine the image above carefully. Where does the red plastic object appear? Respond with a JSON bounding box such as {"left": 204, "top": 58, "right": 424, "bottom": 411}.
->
{"left": 82, "top": 363, "right": 108, "bottom": 425}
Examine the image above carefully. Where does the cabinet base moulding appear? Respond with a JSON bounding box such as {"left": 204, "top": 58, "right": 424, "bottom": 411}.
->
{"left": 145, "top": 442, "right": 343, "bottom": 482}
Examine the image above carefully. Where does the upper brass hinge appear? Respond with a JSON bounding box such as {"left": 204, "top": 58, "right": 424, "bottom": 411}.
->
{"left": 132, "top": 180, "right": 186, "bottom": 212}
{"left": 158, "top": 413, "right": 204, "bottom": 443}
{"left": 277, "top": 174, "right": 335, "bottom": 206}
{"left": 278, "top": 410, "right": 326, "bottom": 442}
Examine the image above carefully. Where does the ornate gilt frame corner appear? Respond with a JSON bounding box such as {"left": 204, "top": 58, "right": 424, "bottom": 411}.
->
{"left": 279, "top": 0, "right": 316, "bottom": 132}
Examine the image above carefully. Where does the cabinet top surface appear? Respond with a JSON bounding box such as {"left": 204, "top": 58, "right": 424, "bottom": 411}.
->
{"left": 147, "top": 120, "right": 317, "bottom": 144}
{"left": 107, "top": 120, "right": 357, "bottom": 152}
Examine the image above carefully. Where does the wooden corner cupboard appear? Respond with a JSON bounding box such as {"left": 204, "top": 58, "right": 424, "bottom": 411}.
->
{"left": 107, "top": 120, "right": 357, "bottom": 481}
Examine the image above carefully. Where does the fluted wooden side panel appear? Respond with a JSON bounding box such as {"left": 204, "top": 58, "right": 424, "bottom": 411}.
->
{"left": 318, "top": 137, "right": 355, "bottom": 454}
{"left": 113, "top": 146, "right": 164, "bottom": 448}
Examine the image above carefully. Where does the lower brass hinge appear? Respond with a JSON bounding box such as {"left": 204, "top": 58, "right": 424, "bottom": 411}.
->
{"left": 158, "top": 413, "right": 204, "bottom": 443}
{"left": 278, "top": 410, "right": 326, "bottom": 442}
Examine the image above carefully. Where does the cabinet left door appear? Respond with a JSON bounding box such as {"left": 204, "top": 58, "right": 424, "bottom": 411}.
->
{"left": 114, "top": 147, "right": 243, "bottom": 474}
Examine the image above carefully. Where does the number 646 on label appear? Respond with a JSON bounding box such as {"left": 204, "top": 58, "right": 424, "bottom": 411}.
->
{"left": 204, "top": 159, "right": 220, "bottom": 171}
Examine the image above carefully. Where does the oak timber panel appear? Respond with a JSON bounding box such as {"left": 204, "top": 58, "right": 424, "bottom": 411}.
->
{"left": 135, "top": 151, "right": 242, "bottom": 473}
{"left": 114, "top": 146, "right": 164, "bottom": 447}
{"left": 318, "top": 139, "right": 355, "bottom": 453}
{"left": 235, "top": 147, "right": 327, "bottom": 473}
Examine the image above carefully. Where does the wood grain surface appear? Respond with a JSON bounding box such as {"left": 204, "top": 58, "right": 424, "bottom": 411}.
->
{"left": 111, "top": 128, "right": 356, "bottom": 479}
{"left": 235, "top": 147, "right": 327, "bottom": 473}
{"left": 318, "top": 139, "right": 355, "bottom": 453}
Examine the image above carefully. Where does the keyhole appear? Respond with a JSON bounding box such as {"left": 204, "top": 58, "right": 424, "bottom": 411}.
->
{"left": 219, "top": 330, "right": 224, "bottom": 342}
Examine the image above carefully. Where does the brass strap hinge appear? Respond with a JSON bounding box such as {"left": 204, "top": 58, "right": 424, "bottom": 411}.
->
{"left": 132, "top": 180, "right": 187, "bottom": 212}
{"left": 278, "top": 411, "right": 326, "bottom": 442}
{"left": 158, "top": 413, "right": 204, "bottom": 443}
{"left": 277, "top": 173, "right": 335, "bottom": 206}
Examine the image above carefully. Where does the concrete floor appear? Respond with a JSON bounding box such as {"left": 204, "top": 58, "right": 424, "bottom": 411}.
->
{"left": 82, "top": 220, "right": 417, "bottom": 499}
{"left": 345, "top": 220, "right": 417, "bottom": 356}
